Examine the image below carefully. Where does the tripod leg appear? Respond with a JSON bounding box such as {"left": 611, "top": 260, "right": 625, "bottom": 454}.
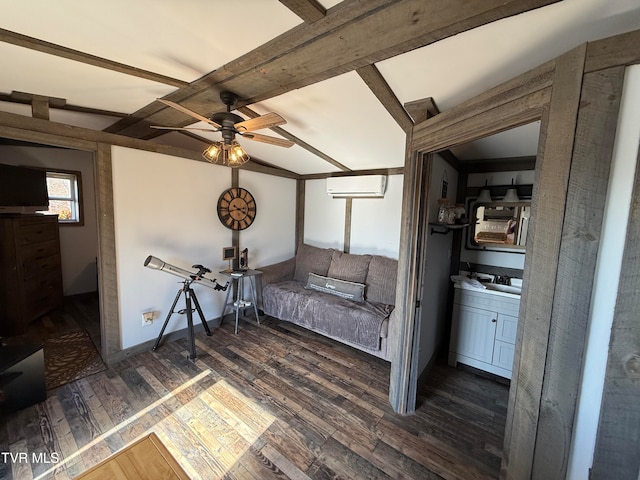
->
{"left": 185, "top": 289, "right": 197, "bottom": 361}
{"left": 219, "top": 284, "right": 232, "bottom": 326}
{"left": 235, "top": 277, "right": 242, "bottom": 334}
{"left": 250, "top": 276, "right": 260, "bottom": 326}
{"left": 191, "top": 290, "right": 212, "bottom": 336}
{"left": 153, "top": 288, "right": 182, "bottom": 351}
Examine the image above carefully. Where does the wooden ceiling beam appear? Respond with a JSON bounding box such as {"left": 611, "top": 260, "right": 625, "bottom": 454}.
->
{"left": 0, "top": 110, "right": 300, "bottom": 179}
{"left": 404, "top": 97, "right": 441, "bottom": 124}
{"left": 10, "top": 90, "right": 67, "bottom": 108}
{"left": 1, "top": 93, "right": 129, "bottom": 118}
{"left": 105, "top": 0, "right": 562, "bottom": 138}
{"left": 356, "top": 64, "right": 413, "bottom": 134}
{"left": 403, "top": 97, "right": 461, "bottom": 168}
{"left": 31, "top": 97, "right": 50, "bottom": 120}
{"left": 0, "top": 27, "right": 188, "bottom": 89}
{"left": 279, "top": 0, "right": 326, "bottom": 23}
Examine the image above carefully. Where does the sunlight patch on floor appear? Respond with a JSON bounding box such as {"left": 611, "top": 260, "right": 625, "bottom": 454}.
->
{"left": 33, "top": 369, "right": 212, "bottom": 480}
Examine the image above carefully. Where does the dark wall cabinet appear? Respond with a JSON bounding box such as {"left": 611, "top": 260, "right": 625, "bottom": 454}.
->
{"left": 0, "top": 214, "right": 63, "bottom": 336}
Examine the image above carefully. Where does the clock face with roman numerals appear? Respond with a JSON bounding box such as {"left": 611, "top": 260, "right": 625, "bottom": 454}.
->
{"left": 216, "top": 187, "right": 257, "bottom": 230}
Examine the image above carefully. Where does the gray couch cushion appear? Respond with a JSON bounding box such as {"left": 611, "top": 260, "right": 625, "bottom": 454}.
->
{"left": 365, "top": 255, "right": 398, "bottom": 305}
{"left": 293, "top": 243, "right": 334, "bottom": 283}
{"left": 262, "top": 280, "right": 391, "bottom": 350}
{"left": 327, "top": 250, "right": 371, "bottom": 284}
{"left": 306, "top": 273, "right": 366, "bottom": 302}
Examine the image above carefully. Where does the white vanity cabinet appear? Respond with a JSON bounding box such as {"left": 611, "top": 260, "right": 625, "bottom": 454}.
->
{"left": 448, "top": 285, "right": 520, "bottom": 379}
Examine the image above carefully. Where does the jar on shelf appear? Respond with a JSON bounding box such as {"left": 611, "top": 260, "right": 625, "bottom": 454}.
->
{"left": 454, "top": 204, "right": 466, "bottom": 224}
{"left": 437, "top": 199, "right": 455, "bottom": 224}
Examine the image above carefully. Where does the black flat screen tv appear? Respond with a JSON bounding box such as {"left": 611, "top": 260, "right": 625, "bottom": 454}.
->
{"left": 0, "top": 163, "right": 49, "bottom": 214}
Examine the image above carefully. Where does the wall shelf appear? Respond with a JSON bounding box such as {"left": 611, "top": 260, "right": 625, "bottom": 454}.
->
{"left": 429, "top": 222, "right": 469, "bottom": 235}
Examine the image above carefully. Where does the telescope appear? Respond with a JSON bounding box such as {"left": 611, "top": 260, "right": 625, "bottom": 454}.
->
{"left": 144, "top": 255, "right": 229, "bottom": 361}
{"left": 144, "top": 255, "right": 226, "bottom": 291}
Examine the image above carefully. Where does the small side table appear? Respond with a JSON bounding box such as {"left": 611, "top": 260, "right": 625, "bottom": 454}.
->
{"left": 218, "top": 269, "right": 262, "bottom": 334}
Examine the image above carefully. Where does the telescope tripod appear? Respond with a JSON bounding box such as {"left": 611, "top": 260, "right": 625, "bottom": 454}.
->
{"left": 153, "top": 278, "right": 212, "bottom": 360}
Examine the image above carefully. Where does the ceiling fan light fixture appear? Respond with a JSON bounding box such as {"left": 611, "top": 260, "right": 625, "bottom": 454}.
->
{"left": 227, "top": 142, "right": 250, "bottom": 167}
{"left": 202, "top": 141, "right": 250, "bottom": 167}
{"left": 202, "top": 142, "right": 222, "bottom": 162}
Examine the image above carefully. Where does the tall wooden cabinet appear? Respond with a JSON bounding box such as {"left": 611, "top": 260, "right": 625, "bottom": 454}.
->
{"left": 0, "top": 214, "right": 63, "bottom": 336}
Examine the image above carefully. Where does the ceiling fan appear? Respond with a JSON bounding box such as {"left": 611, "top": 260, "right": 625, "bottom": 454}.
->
{"left": 151, "top": 91, "right": 294, "bottom": 166}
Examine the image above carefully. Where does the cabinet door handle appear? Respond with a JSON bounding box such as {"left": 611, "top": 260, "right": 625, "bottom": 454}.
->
{"left": 491, "top": 318, "right": 497, "bottom": 323}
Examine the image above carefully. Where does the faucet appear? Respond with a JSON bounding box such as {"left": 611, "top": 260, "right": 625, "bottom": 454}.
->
{"left": 466, "top": 262, "right": 476, "bottom": 279}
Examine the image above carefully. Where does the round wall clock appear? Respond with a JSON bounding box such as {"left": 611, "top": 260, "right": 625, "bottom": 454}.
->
{"left": 216, "top": 187, "right": 257, "bottom": 230}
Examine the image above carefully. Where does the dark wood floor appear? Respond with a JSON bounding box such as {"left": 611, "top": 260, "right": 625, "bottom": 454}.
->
{"left": 0, "top": 297, "right": 508, "bottom": 479}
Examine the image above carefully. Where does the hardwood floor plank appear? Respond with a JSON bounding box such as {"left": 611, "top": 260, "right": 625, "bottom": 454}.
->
{"left": 376, "top": 416, "right": 496, "bottom": 480}
{"left": 258, "top": 418, "right": 323, "bottom": 472}
{"left": 44, "top": 394, "right": 86, "bottom": 478}
{"left": 9, "top": 438, "right": 34, "bottom": 480}
{"left": 260, "top": 443, "right": 312, "bottom": 480}
{"left": 2, "top": 297, "right": 507, "bottom": 479}
{"left": 315, "top": 436, "right": 390, "bottom": 480}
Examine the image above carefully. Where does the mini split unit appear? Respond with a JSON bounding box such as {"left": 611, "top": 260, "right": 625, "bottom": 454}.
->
{"left": 326, "top": 175, "right": 387, "bottom": 197}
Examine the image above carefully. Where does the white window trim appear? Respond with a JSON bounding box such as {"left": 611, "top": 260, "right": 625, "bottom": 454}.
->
{"left": 45, "top": 170, "right": 83, "bottom": 225}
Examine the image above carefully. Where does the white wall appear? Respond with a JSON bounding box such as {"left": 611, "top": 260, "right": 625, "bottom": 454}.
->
{"left": 303, "top": 175, "right": 403, "bottom": 258}
{"left": 418, "top": 154, "right": 458, "bottom": 373}
{"left": 239, "top": 170, "right": 296, "bottom": 267}
{"left": 567, "top": 65, "right": 640, "bottom": 479}
{"left": 460, "top": 170, "right": 535, "bottom": 270}
{"left": 350, "top": 174, "right": 403, "bottom": 258}
{"left": 304, "top": 178, "right": 346, "bottom": 250}
{"left": 0, "top": 146, "right": 98, "bottom": 295}
{"left": 111, "top": 146, "right": 296, "bottom": 349}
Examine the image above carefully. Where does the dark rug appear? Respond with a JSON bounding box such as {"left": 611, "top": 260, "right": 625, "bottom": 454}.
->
{"left": 44, "top": 329, "right": 106, "bottom": 390}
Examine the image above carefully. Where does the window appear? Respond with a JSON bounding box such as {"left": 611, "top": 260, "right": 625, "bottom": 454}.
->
{"left": 44, "top": 170, "right": 83, "bottom": 225}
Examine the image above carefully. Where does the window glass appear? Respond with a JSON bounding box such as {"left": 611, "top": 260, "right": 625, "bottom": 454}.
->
{"left": 43, "top": 171, "right": 82, "bottom": 224}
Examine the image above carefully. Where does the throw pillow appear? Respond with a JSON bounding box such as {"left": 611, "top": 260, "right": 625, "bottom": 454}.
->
{"left": 293, "top": 243, "right": 334, "bottom": 283}
{"left": 306, "top": 273, "right": 366, "bottom": 302}
{"left": 365, "top": 255, "right": 398, "bottom": 305}
{"left": 327, "top": 251, "right": 371, "bottom": 284}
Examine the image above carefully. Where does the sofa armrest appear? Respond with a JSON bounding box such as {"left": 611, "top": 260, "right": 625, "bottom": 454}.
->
{"left": 257, "top": 257, "right": 296, "bottom": 286}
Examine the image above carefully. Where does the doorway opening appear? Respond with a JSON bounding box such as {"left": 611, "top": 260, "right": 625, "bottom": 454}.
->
{"left": 409, "top": 120, "right": 541, "bottom": 472}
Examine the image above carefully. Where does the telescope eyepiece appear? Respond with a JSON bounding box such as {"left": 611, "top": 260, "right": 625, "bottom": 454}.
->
{"left": 192, "top": 264, "right": 211, "bottom": 274}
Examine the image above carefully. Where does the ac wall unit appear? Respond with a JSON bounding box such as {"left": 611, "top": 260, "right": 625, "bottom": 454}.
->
{"left": 326, "top": 175, "right": 387, "bottom": 197}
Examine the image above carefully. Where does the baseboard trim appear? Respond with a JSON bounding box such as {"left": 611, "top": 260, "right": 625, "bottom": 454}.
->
{"left": 104, "top": 315, "right": 232, "bottom": 365}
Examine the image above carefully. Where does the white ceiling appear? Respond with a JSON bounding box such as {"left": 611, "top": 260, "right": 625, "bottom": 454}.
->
{"left": 1, "top": 0, "right": 640, "bottom": 174}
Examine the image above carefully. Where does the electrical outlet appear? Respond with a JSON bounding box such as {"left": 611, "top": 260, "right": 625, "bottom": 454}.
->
{"left": 141, "top": 311, "right": 154, "bottom": 326}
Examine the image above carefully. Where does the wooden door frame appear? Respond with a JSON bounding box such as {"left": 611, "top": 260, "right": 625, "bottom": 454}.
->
{"left": 388, "top": 30, "right": 640, "bottom": 479}
{"left": 0, "top": 132, "right": 121, "bottom": 361}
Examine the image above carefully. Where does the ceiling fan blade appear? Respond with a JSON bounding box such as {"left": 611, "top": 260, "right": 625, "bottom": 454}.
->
{"left": 234, "top": 112, "right": 286, "bottom": 132}
{"left": 157, "top": 99, "right": 221, "bottom": 128}
{"left": 151, "top": 125, "right": 218, "bottom": 133}
{"left": 242, "top": 132, "right": 295, "bottom": 148}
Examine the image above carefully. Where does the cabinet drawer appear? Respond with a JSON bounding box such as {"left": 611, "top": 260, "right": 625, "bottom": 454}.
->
{"left": 454, "top": 288, "right": 520, "bottom": 316}
{"left": 493, "top": 340, "right": 515, "bottom": 372}
{"left": 24, "top": 287, "right": 62, "bottom": 321}
{"left": 496, "top": 313, "right": 518, "bottom": 344}
{"left": 24, "top": 270, "right": 62, "bottom": 297}
{"left": 17, "top": 221, "right": 58, "bottom": 245}
{"left": 19, "top": 239, "right": 60, "bottom": 264}
{"left": 21, "top": 253, "right": 61, "bottom": 279}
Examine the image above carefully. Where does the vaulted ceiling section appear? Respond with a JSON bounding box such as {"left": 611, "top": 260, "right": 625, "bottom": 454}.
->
{"left": 1, "top": 0, "right": 639, "bottom": 175}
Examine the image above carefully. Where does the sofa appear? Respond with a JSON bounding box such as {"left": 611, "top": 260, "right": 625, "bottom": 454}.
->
{"left": 258, "top": 243, "right": 398, "bottom": 360}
